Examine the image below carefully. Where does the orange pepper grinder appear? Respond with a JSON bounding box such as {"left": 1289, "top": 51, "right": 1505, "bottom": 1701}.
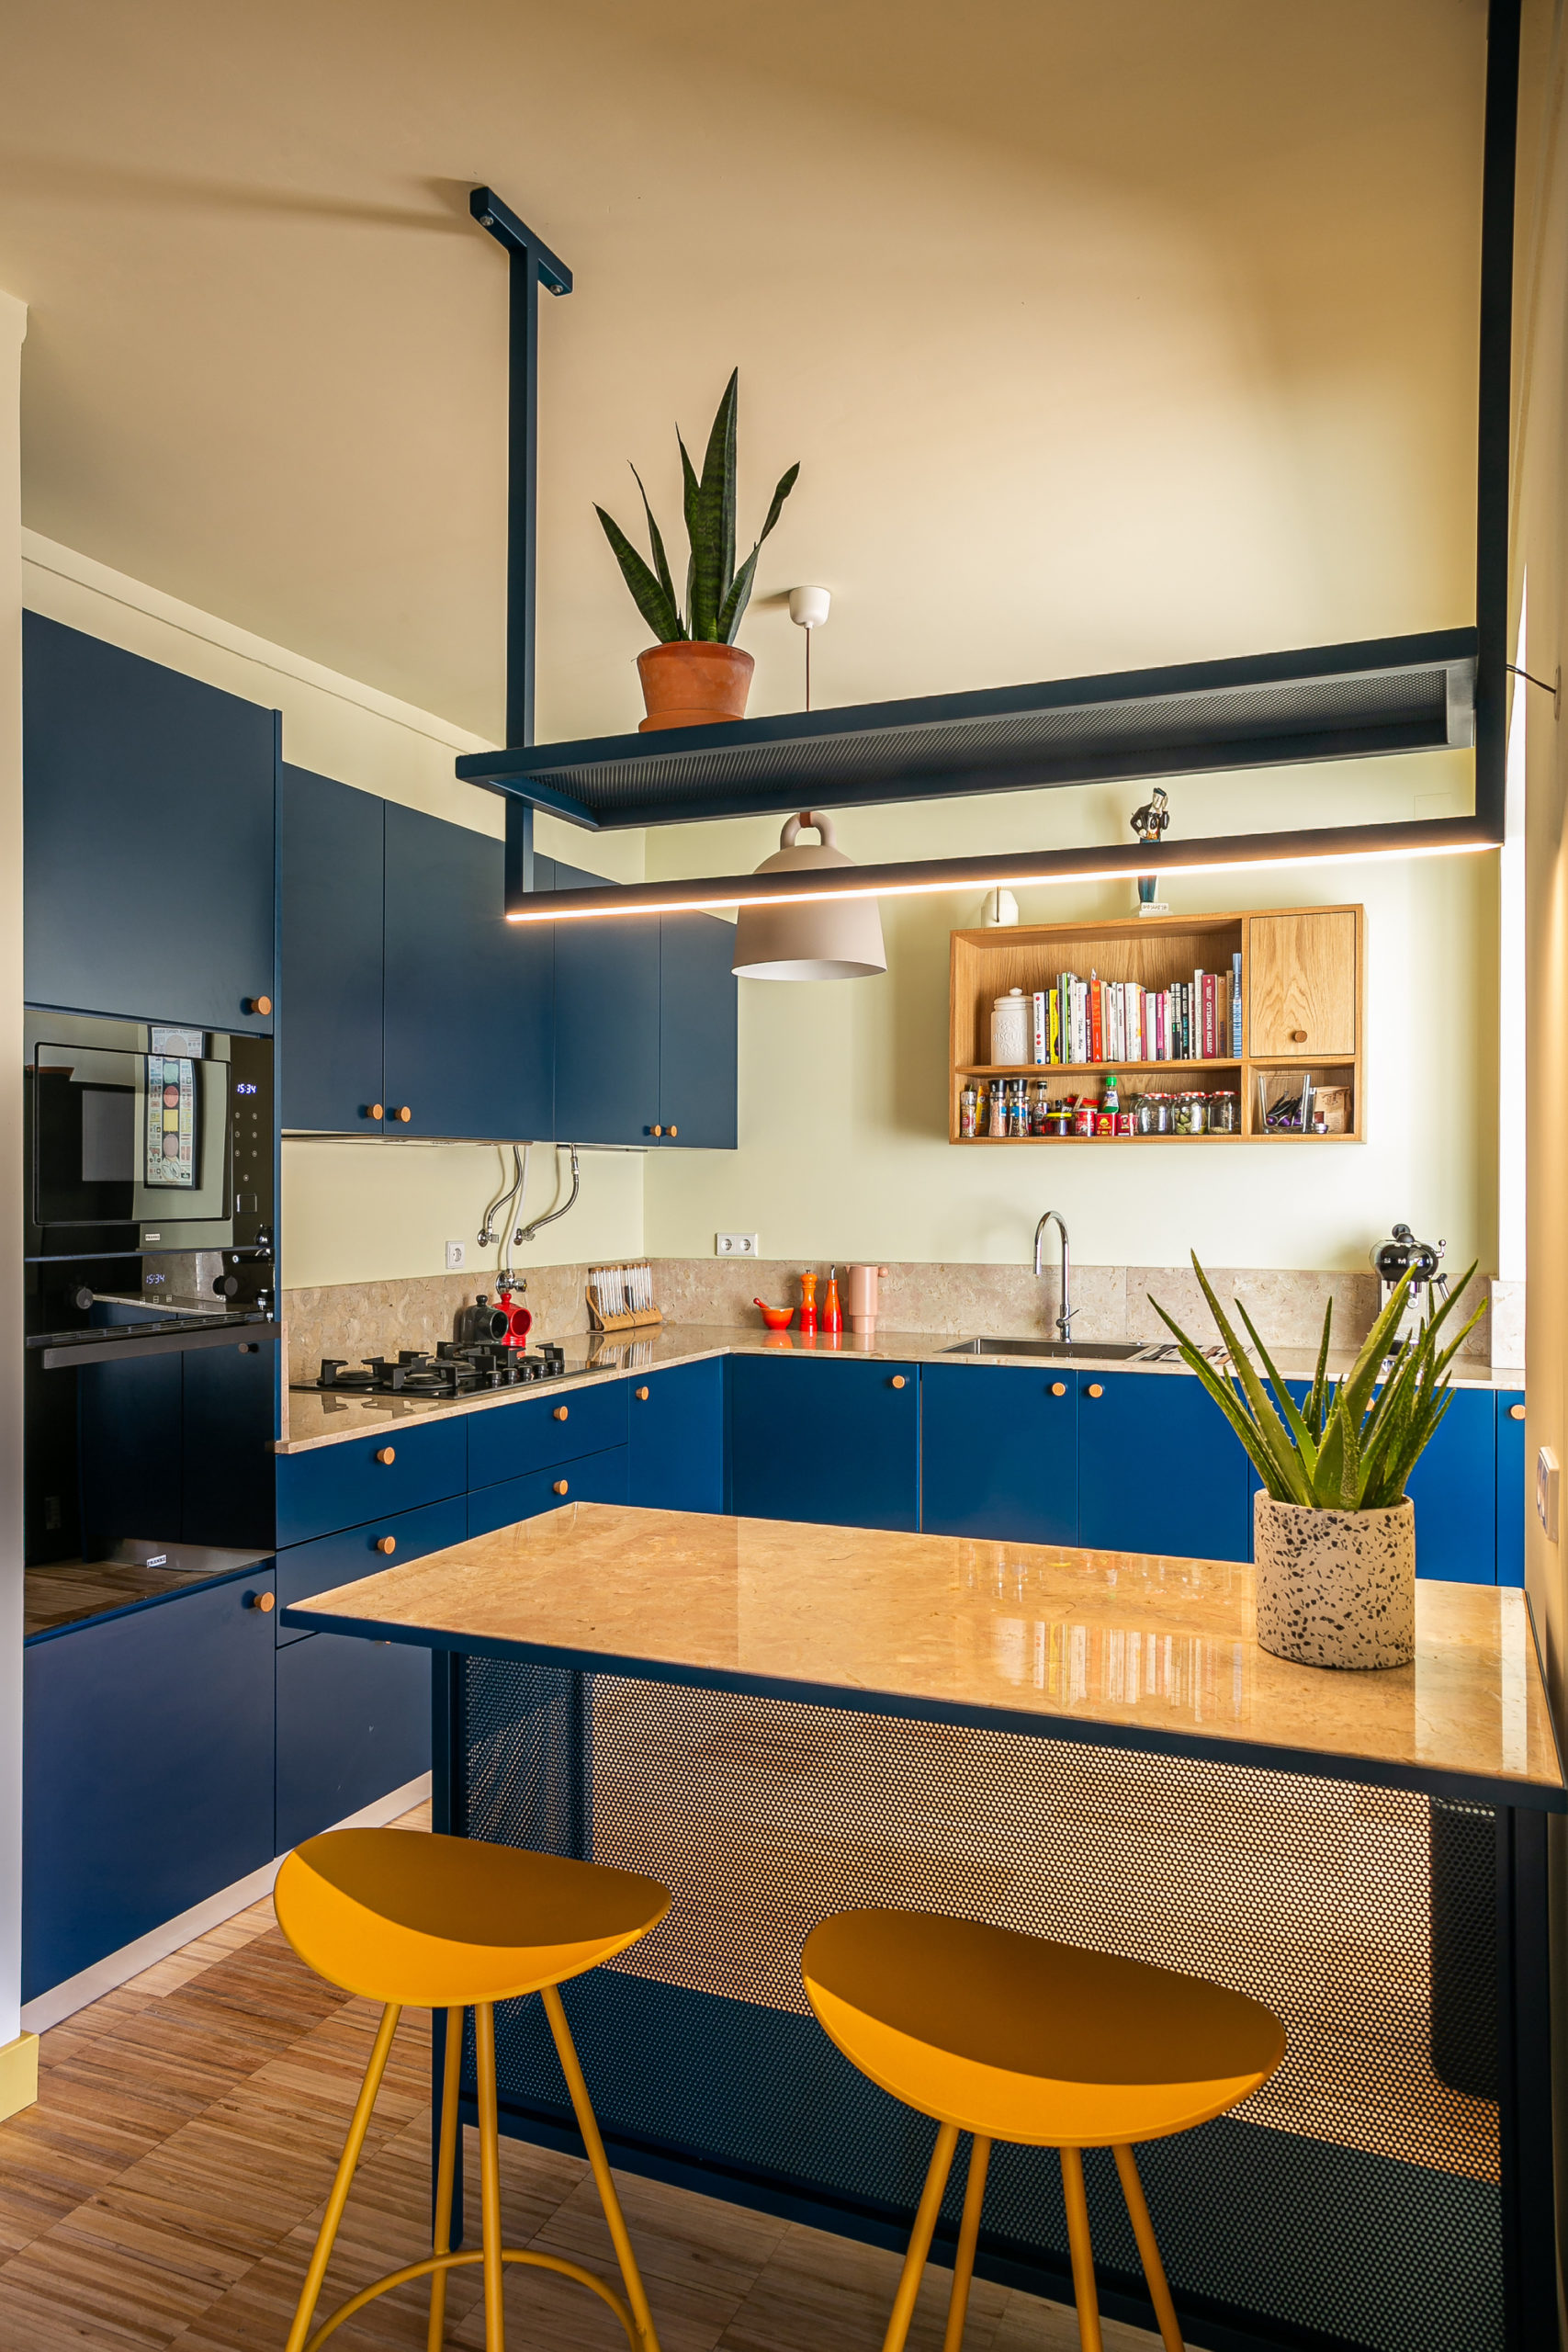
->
{"left": 798, "top": 1270, "right": 818, "bottom": 1336}
{"left": 822, "top": 1266, "right": 844, "bottom": 1335}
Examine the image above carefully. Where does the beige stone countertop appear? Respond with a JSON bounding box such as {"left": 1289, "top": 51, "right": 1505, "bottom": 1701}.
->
{"left": 284, "top": 1502, "right": 1562, "bottom": 1804}
{"left": 276, "top": 1323, "right": 1525, "bottom": 1453}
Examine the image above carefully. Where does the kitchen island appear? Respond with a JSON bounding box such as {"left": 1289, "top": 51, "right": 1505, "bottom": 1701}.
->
{"left": 286, "top": 1505, "right": 1562, "bottom": 2352}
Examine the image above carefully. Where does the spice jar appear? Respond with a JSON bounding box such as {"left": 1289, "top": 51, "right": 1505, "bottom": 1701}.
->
{"left": 1046, "top": 1100, "right": 1073, "bottom": 1137}
{"left": 1208, "top": 1090, "right": 1239, "bottom": 1134}
{"left": 1072, "top": 1097, "right": 1095, "bottom": 1138}
{"left": 959, "top": 1083, "right": 977, "bottom": 1137}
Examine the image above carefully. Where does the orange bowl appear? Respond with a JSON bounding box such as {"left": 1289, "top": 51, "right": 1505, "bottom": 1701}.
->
{"left": 754, "top": 1298, "right": 795, "bottom": 1330}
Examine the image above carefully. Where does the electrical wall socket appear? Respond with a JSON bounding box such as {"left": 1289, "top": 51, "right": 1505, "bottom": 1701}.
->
{"left": 1538, "top": 1446, "right": 1560, "bottom": 1543}
{"left": 716, "top": 1232, "right": 759, "bottom": 1258}
{"left": 446, "top": 1240, "right": 467, "bottom": 1271}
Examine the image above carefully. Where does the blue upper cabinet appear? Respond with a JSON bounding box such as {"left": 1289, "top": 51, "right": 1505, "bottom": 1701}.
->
{"left": 549, "top": 858, "right": 661, "bottom": 1145}
{"left": 23, "top": 613, "right": 276, "bottom": 1031}
{"left": 922, "top": 1363, "right": 1078, "bottom": 1544}
{"left": 1077, "top": 1369, "right": 1250, "bottom": 1562}
{"left": 729, "top": 1354, "right": 920, "bottom": 1531}
{"left": 279, "top": 767, "right": 386, "bottom": 1133}
{"left": 382, "top": 802, "right": 552, "bottom": 1140}
{"left": 659, "top": 913, "right": 739, "bottom": 1148}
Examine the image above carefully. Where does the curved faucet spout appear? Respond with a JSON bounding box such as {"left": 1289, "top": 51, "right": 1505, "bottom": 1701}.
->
{"left": 1033, "top": 1210, "right": 1073, "bottom": 1341}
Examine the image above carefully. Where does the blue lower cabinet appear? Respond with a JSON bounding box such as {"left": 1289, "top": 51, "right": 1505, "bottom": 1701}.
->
{"left": 1405, "top": 1386, "right": 1497, "bottom": 1584}
{"left": 921, "top": 1364, "right": 1077, "bottom": 1543}
{"left": 275, "top": 1634, "right": 431, "bottom": 1854}
{"left": 276, "top": 1498, "right": 468, "bottom": 1644}
{"left": 467, "top": 1445, "right": 629, "bottom": 1538}
{"left": 23, "top": 1567, "right": 277, "bottom": 2000}
{"left": 276, "top": 1417, "right": 468, "bottom": 1546}
{"left": 468, "top": 1381, "right": 629, "bottom": 1490}
{"left": 1077, "top": 1371, "right": 1250, "bottom": 1562}
{"left": 728, "top": 1355, "right": 920, "bottom": 1532}
{"left": 1497, "top": 1394, "right": 1526, "bottom": 1589}
{"left": 629, "top": 1360, "right": 725, "bottom": 1512}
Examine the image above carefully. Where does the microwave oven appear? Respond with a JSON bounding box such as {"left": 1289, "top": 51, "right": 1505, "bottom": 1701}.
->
{"left": 25, "top": 1010, "right": 273, "bottom": 1261}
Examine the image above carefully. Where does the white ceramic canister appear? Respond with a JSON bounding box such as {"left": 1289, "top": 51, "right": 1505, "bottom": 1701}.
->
{"left": 990, "top": 988, "right": 1029, "bottom": 1066}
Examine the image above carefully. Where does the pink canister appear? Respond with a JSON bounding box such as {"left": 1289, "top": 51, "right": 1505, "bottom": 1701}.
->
{"left": 846, "top": 1264, "right": 889, "bottom": 1334}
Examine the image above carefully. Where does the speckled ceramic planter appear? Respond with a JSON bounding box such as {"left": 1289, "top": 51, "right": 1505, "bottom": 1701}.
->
{"left": 1253, "top": 1494, "right": 1416, "bottom": 1669}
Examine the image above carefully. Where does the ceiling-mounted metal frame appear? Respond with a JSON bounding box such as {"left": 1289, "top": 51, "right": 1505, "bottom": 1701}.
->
{"left": 466, "top": 0, "right": 1518, "bottom": 918}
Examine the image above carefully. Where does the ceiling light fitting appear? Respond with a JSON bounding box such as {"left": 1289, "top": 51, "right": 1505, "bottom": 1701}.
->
{"left": 730, "top": 811, "right": 886, "bottom": 981}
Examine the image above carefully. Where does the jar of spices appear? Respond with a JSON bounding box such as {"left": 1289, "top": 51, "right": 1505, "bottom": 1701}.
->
{"left": 1072, "top": 1097, "right": 1095, "bottom": 1137}
{"left": 959, "top": 1083, "right": 977, "bottom": 1137}
{"left": 990, "top": 989, "right": 1030, "bottom": 1067}
{"left": 1178, "top": 1091, "right": 1208, "bottom": 1135}
{"left": 987, "top": 1083, "right": 1008, "bottom": 1138}
{"left": 1209, "top": 1090, "right": 1239, "bottom": 1134}
{"left": 1046, "top": 1099, "right": 1073, "bottom": 1137}
{"left": 1142, "top": 1092, "right": 1171, "bottom": 1135}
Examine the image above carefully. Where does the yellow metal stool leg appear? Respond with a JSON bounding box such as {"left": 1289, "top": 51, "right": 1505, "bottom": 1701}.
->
{"left": 541, "top": 1981, "right": 661, "bottom": 2352}
{"left": 474, "top": 2003, "right": 508, "bottom": 2351}
{"left": 1059, "top": 2147, "right": 1102, "bottom": 2352}
{"left": 285, "top": 2001, "right": 402, "bottom": 2352}
{"left": 427, "top": 2006, "right": 465, "bottom": 2352}
{"left": 942, "top": 2134, "right": 991, "bottom": 2352}
{"left": 882, "top": 2120, "right": 960, "bottom": 2352}
{"left": 1112, "top": 2145, "right": 1184, "bottom": 2352}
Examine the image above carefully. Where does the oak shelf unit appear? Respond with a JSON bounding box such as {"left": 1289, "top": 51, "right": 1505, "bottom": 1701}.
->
{"left": 949, "top": 904, "right": 1363, "bottom": 1144}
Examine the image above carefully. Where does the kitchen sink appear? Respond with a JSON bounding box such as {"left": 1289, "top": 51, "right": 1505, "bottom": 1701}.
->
{"left": 942, "top": 1337, "right": 1152, "bottom": 1361}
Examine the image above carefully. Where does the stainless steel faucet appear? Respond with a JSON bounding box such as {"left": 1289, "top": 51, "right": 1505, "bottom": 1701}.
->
{"left": 1033, "top": 1210, "right": 1073, "bottom": 1341}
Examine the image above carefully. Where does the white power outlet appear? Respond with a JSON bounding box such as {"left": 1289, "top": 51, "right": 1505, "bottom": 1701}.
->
{"left": 446, "top": 1240, "right": 467, "bottom": 1272}
{"left": 716, "top": 1232, "right": 759, "bottom": 1258}
{"left": 1538, "top": 1446, "right": 1560, "bottom": 1542}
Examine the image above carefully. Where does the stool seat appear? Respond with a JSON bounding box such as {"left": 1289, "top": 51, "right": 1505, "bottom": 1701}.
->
{"left": 803, "top": 1908, "right": 1284, "bottom": 2150}
{"left": 276, "top": 1827, "right": 670, "bottom": 2007}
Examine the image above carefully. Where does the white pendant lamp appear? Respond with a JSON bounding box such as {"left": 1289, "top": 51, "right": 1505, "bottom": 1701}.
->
{"left": 730, "top": 811, "right": 887, "bottom": 981}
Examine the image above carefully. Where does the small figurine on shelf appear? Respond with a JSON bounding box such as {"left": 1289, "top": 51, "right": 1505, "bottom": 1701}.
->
{"left": 798, "top": 1270, "right": 818, "bottom": 1336}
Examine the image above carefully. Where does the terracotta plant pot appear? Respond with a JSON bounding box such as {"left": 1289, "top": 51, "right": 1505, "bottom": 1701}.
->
{"left": 1253, "top": 1492, "right": 1415, "bottom": 1670}
{"left": 637, "top": 641, "right": 754, "bottom": 732}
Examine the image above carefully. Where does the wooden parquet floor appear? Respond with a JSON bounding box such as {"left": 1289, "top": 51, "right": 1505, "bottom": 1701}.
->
{"left": 0, "top": 1810, "right": 1156, "bottom": 2352}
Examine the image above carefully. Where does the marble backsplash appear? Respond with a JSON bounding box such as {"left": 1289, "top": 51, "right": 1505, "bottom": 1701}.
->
{"left": 282, "top": 1258, "right": 1517, "bottom": 1381}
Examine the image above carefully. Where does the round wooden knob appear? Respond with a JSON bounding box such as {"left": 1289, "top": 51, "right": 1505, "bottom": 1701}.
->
{"left": 245, "top": 1589, "right": 275, "bottom": 1612}
{"left": 375, "top": 1535, "right": 397, "bottom": 1555}
{"left": 667, "top": 1125, "right": 678, "bottom": 1138}
{"left": 890, "top": 1375, "right": 907, "bottom": 1389}
{"left": 394, "top": 1105, "right": 412, "bottom": 1123}
{"left": 649, "top": 1125, "right": 663, "bottom": 1136}
{"left": 553, "top": 1479, "right": 569, "bottom": 1496}
{"left": 1087, "top": 1382, "right": 1104, "bottom": 1398}
{"left": 374, "top": 1446, "right": 396, "bottom": 1465}
{"left": 636, "top": 1386, "right": 649, "bottom": 1401}
{"left": 1051, "top": 1381, "right": 1066, "bottom": 1397}
{"left": 1510, "top": 1403, "right": 1527, "bottom": 1419}
{"left": 1291, "top": 1029, "right": 1308, "bottom": 1044}
{"left": 553, "top": 1405, "right": 569, "bottom": 1420}
{"left": 367, "top": 1102, "right": 385, "bottom": 1120}
{"left": 243, "top": 995, "right": 272, "bottom": 1016}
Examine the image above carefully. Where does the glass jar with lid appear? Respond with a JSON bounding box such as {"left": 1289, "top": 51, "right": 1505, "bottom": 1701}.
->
{"left": 1208, "top": 1089, "right": 1239, "bottom": 1134}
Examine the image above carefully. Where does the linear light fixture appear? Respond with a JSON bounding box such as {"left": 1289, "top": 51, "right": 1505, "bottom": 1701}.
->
{"left": 505, "top": 815, "right": 1497, "bottom": 922}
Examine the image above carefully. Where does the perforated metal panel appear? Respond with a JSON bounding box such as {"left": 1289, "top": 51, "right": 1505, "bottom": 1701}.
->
{"left": 459, "top": 1659, "right": 1503, "bottom": 2352}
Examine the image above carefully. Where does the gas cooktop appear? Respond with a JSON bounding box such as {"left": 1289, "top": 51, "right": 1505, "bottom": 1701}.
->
{"left": 293, "top": 1340, "right": 570, "bottom": 1398}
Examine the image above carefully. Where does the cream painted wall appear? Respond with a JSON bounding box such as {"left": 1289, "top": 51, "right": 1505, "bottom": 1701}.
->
{"left": 643, "top": 755, "right": 1498, "bottom": 1273}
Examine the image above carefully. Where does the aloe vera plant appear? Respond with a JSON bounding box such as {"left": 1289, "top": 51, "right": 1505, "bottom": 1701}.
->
{"left": 1149, "top": 1254, "right": 1484, "bottom": 1510}
{"left": 593, "top": 369, "right": 799, "bottom": 646}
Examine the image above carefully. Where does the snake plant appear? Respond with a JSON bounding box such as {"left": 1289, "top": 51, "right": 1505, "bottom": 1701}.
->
{"left": 593, "top": 369, "right": 799, "bottom": 646}
{"left": 1149, "top": 1254, "right": 1484, "bottom": 1510}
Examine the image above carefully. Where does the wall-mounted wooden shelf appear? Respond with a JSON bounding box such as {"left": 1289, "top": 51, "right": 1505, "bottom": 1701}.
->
{"left": 948, "top": 905, "right": 1364, "bottom": 1143}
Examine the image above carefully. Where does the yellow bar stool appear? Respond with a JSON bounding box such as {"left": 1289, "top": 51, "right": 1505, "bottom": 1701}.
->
{"left": 274, "top": 1826, "right": 671, "bottom": 2352}
{"left": 803, "top": 1909, "right": 1285, "bottom": 2352}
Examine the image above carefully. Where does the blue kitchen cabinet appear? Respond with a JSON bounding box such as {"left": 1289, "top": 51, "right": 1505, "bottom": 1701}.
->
{"left": 23, "top": 612, "right": 276, "bottom": 1033}
{"left": 276, "top": 1417, "right": 468, "bottom": 1547}
{"left": 382, "top": 801, "right": 553, "bottom": 1141}
{"left": 276, "top": 1634, "right": 431, "bottom": 1853}
{"left": 728, "top": 1354, "right": 920, "bottom": 1532}
{"left": 659, "top": 913, "right": 739, "bottom": 1148}
{"left": 629, "top": 1358, "right": 726, "bottom": 1512}
{"left": 276, "top": 1497, "right": 468, "bottom": 1643}
{"left": 467, "top": 1445, "right": 629, "bottom": 1538}
{"left": 548, "top": 858, "right": 662, "bottom": 1146}
{"left": 23, "top": 1565, "right": 277, "bottom": 2000}
{"left": 921, "top": 1363, "right": 1077, "bottom": 1544}
{"left": 1077, "top": 1370, "right": 1250, "bottom": 1562}
{"left": 1405, "top": 1386, "right": 1497, "bottom": 1584}
{"left": 1497, "top": 1393, "right": 1526, "bottom": 1589}
{"left": 279, "top": 766, "right": 386, "bottom": 1132}
{"left": 467, "top": 1378, "right": 629, "bottom": 1491}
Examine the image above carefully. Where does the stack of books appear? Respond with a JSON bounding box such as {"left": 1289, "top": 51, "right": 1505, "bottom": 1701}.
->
{"left": 1028, "top": 954, "right": 1242, "bottom": 1064}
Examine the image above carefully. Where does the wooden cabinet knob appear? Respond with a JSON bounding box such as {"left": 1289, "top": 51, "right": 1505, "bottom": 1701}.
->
{"left": 375, "top": 1535, "right": 397, "bottom": 1555}
{"left": 553, "top": 1479, "right": 569, "bottom": 1496}
{"left": 367, "top": 1102, "right": 385, "bottom": 1120}
{"left": 667, "top": 1125, "right": 678, "bottom": 1138}
{"left": 374, "top": 1446, "right": 396, "bottom": 1464}
{"left": 1087, "top": 1382, "right": 1104, "bottom": 1398}
{"left": 243, "top": 995, "right": 272, "bottom": 1016}
{"left": 636, "top": 1385, "right": 649, "bottom": 1401}
{"left": 1291, "top": 1029, "right": 1308, "bottom": 1044}
{"left": 890, "top": 1374, "right": 907, "bottom": 1389}
{"left": 553, "top": 1405, "right": 569, "bottom": 1420}
{"left": 1510, "top": 1403, "right": 1527, "bottom": 1419}
{"left": 245, "top": 1589, "right": 275, "bottom": 1612}
{"left": 394, "top": 1105, "right": 412, "bottom": 1123}
{"left": 649, "top": 1125, "right": 663, "bottom": 1136}
{"left": 1050, "top": 1381, "right": 1066, "bottom": 1397}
